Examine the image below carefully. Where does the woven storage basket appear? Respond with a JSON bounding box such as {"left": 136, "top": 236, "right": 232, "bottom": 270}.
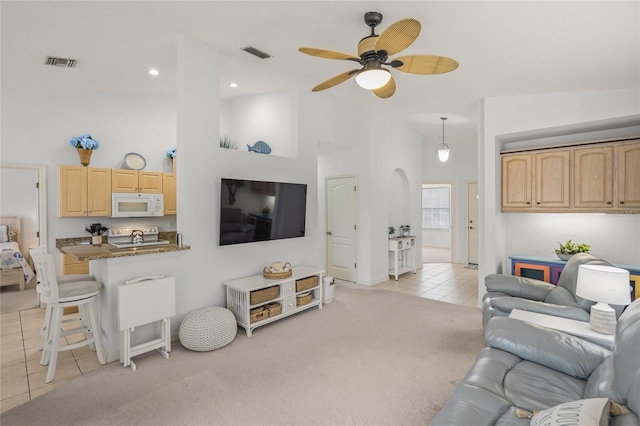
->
{"left": 250, "top": 306, "right": 269, "bottom": 323}
{"left": 250, "top": 285, "right": 279, "bottom": 305}
{"left": 263, "top": 269, "right": 293, "bottom": 279}
{"left": 296, "top": 276, "right": 318, "bottom": 292}
{"left": 296, "top": 292, "right": 312, "bottom": 306}
{"left": 264, "top": 302, "right": 282, "bottom": 317}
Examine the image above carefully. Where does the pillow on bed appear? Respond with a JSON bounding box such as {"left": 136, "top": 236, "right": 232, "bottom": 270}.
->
{"left": 0, "top": 225, "right": 15, "bottom": 242}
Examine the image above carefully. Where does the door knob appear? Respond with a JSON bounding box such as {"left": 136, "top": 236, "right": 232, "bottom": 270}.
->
{"left": 326, "top": 231, "right": 332, "bottom": 235}
{"left": 469, "top": 226, "right": 475, "bottom": 230}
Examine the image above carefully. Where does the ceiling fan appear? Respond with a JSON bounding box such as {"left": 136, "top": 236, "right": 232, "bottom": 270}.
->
{"left": 299, "top": 11, "right": 459, "bottom": 98}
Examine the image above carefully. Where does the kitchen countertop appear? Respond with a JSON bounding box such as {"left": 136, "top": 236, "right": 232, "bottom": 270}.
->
{"left": 57, "top": 233, "right": 190, "bottom": 261}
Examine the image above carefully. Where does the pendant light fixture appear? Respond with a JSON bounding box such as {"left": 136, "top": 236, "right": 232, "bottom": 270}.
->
{"left": 437, "top": 117, "right": 450, "bottom": 162}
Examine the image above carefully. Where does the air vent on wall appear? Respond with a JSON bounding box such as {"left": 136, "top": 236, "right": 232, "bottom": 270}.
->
{"left": 44, "top": 56, "right": 77, "bottom": 68}
{"left": 241, "top": 46, "right": 272, "bottom": 59}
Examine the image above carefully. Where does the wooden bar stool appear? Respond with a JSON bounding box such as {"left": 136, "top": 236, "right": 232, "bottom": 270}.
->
{"left": 31, "top": 253, "right": 106, "bottom": 383}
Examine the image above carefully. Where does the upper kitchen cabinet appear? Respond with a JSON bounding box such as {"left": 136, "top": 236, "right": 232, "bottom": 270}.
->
{"left": 501, "top": 154, "right": 532, "bottom": 209}
{"left": 501, "top": 139, "right": 640, "bottom": 213}
{"left": 163, "top": 173, "right": 176, "bottom": 215}
{"left": 59, "top": 166, "right": 111, "bottom": 217}
{"left": 535, "top": 150, "right": 570, "bottom": 209}
{"left": 112, "top": 170, "right": 163, "bottom": 193}
{"left": 617, "top": 141, "right": 640, "bottom": 208}
{"left": 573, "top": 145, "right": 614, "bottom": 209}
{"left": 501, "top": 150, "right": 570, "bottom": 211}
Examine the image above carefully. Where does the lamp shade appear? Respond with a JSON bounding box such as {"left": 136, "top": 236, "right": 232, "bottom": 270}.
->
{"left": 355, "top": 68, "right": 391, "bottom": 90}
{"left": 437, "top": 145, "right": 450, "bottom": 162}
{"left": 576, "top": 264, "right": 631, "bottom": 305}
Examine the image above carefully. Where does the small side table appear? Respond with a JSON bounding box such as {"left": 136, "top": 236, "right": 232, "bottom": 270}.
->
{"left": 508, "top": 309, "right": 614, "bottom": 350}
{"left": 388, "top": 236, "right": 416, "bottom": 281}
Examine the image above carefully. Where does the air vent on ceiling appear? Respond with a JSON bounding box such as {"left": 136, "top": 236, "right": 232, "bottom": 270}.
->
{"left": 44, "top": 56, "right": 78, "bottom": 68}
{"left": 241, "top": 46, "right": 272, "bottom": 59}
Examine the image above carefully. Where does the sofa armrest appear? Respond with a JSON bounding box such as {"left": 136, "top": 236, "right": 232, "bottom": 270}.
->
{"left": 485, "top": 274, "right": 554, "bottom": 301}
{"left": 490, "top": 297, "right": 591, "bottom": 321}
{"left": 485, "top": 317, "right": 611, "bottom": 380}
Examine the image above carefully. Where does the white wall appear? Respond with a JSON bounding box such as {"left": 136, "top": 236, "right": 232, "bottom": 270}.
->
{"left": 226, "top": 91, "right": 293, "bottom": 156}
{"left": 315, "top": 96, "right": 422, "bottom": 285}
{"left": 368, "top": 109, "right": 422, "bottom": 284}
{"left": 422, "top": 131, "right": 478, "bottom": 263}
{"left": 505, "top": 213, "right": 640, "bottom": 265}
{"left": 479, "top": 89, "right": 640, "bottom": 304}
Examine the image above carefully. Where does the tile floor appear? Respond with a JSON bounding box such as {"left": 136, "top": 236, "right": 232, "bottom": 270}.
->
{"left": 0, "top": 262, "right": 479, "bottom": 413}
{"left": 0, "top": 309, "right": 103, "bottom": 413}
{"left": 375, "top": 262, "right": 479, "bottom": 307}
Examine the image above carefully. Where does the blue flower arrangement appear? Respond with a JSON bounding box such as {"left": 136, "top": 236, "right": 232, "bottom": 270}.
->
{"left": 69, "top": 134, "right": 100, "bottom": 150}
{"left": 166, "top": 147, "right": 177, "bottom": 159}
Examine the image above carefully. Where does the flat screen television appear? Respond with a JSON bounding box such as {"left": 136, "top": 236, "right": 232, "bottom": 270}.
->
{"left": 219, "top": 178, "right": 307, "bottom": 246}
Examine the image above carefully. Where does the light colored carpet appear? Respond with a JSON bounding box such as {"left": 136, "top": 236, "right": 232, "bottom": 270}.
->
{"left": 1, "top": 282, "right": 485, "bottom": 425}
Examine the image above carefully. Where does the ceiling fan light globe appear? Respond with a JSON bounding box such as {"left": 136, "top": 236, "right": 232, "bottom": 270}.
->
{"left": 355, "top": 68, "right": 391, "bottom": 90}
{"left": 437, "top": 145, "right": 450, "bottom": 162}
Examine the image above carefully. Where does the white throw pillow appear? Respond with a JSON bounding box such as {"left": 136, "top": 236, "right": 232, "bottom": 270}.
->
{"left": 530, "top": 398, "right": 610, "bottom": 426}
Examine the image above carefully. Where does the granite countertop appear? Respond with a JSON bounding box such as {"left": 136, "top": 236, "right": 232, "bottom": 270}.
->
{"left": 57, "top": 232, "right": 190, "bottom": 261}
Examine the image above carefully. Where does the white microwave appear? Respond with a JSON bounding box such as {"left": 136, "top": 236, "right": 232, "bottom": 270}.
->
{"left": 111, "top": 193, "right": 164, "bottom": 218}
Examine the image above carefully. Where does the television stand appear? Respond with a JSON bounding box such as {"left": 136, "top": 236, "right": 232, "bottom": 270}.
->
{"left": 224, "top": 266, "right": 324, "bottom": 336}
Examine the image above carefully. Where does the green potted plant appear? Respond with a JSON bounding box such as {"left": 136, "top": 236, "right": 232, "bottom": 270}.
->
{"left": 388, "top": 226, "right": 395, "bottom": 239}
{"left": 555, "top": 239, "right": 590, "bottom": 260}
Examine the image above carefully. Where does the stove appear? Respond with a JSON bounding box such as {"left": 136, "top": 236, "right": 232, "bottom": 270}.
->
{"left": 107, "top": 226, "right": 170, "bottom": 249}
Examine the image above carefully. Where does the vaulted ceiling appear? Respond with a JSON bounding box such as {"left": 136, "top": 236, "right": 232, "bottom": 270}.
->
{"left": 2, "top": 1, "right": 638, "bottom": 144}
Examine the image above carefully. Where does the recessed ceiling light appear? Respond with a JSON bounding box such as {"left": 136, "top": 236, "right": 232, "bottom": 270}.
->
{"left": 148, "top": 68, "right": 159, "bottom": 76}
{"left": 229, "top": 82, "right": 238, "bottom": 88}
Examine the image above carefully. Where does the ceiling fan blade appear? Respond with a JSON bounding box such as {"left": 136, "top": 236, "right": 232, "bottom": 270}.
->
{"left": 312, "top": 69, "right": 360, "bottom": 92}
{"left": 373, "top": 76, "right": 396, "bottom": 98}
{"left": 375, "top": 19, "right": 421, "bottom": 56}
{"left": 299, "top": 47, "right": 360, "bottom": 61}
{"left": 392, "top": 55, "right": 459, "bottom": 74}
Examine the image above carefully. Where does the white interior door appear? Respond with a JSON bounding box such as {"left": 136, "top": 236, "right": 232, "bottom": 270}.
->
{"left": 326, "top": 177, "right": 356, "bottom": 282}
{"left": 467, "top": 181, "right": 478, "bottom": 265}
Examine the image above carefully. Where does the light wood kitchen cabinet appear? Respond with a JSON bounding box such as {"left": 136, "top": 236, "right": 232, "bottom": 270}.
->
{"left": 62, "top": 254, "right": 89, "bottom": 275}
{"left": 501, "top": 138, "right": 639, "bottom": 213}
{"left": 501, "top": 150, "right": 570, "bottom": 211}
{"left": 501, "top": 154, "right": 532, "bottom": 209}
{"left": 163, "top": 172, "right": 176, "bottom": 215}
{"left": 112, "top": 169, "right": 163, "bottom": 193}
{"left": 535, "top": 150, "right": 570, "bottom": 209}
{"left": 59, "top": 166, "right": 112, "bottom": 217}
{"left": 573, "top": 145, "right": 614, "bottom": 209}
{"left": 616, "top": 141, "right": 640, "bottom": 208}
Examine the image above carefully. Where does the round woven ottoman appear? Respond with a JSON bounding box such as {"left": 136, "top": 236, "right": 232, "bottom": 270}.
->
{"left": 179, "top": 306, "right": 237, "bottom": 351}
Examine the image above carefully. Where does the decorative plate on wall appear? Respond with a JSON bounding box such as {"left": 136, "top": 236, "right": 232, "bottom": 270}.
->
{"left": 124, "top": 152, "right": 146, "bottom": 170}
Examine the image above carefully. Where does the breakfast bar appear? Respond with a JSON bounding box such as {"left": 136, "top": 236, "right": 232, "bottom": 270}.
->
{"left": 59, "top": 240, "right": 190, "bottom": 363}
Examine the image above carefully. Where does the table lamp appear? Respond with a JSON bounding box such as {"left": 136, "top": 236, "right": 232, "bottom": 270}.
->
{"left": 576, "top": 264, "right": 631, "bottom": 335}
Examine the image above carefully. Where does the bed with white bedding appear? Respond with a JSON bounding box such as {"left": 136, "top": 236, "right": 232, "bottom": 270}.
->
{"left": 0, "top": 217, "right": 35, "bottom": 291}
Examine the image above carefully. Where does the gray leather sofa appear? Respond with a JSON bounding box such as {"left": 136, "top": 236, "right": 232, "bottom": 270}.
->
{"left": 431, "top": 298, "right": 640, "bottom": 425}
{"left": 482, "top": 253, "right": 625, "bottom": 327}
